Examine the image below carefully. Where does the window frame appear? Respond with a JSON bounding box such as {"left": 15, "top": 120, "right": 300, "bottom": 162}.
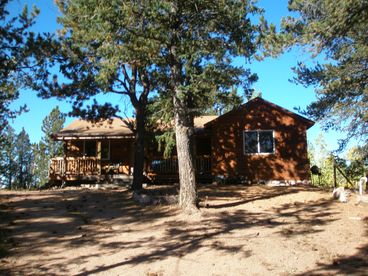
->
{"left": 243, "top": 130, "right": 275, "bottom": 155}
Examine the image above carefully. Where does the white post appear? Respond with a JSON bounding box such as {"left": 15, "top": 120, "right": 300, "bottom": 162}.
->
{"left": 358, "top": 177, "right": 367, "bottom": 196}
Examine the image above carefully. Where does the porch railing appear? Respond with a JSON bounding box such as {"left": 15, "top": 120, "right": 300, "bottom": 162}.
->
{"left": 149, "top": 156, "right": 211, "bottom": 175}
{"left": 49, "top": 155, "right": 211, "bottom": 178}
{"left": 49, "top": 157, "right": 100, "bottom": 177}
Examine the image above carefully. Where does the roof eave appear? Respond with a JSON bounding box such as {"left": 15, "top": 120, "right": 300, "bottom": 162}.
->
{"left": 53, "top": 134, "right": 134, "bottom": 141}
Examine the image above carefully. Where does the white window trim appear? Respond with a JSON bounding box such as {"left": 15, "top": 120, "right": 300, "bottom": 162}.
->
{"left": 243, "top": 130, "right": 275, "bottom": 155}
{"left": 101, "top": 140, "right": 110, "bottom": 160}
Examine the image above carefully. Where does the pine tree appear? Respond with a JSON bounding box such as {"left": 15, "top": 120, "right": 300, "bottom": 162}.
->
{"left": 38, "top": 0, "right": 163, "bottom": 191}
{"left": 41, "top": 107, "right": 65, "bottom": 157}
{"left": 14, "top": 129, "right": 34, "bottom": 189}
{"left": 277, "top": 0, "right": 368, "bottom": 150}
{"left": 32, "top": 142, "right": 48, "bottom": 187}
{"left": 0, "top": 0, "right": 54, "bottom": 142}
{"left": 39, "top": 1, "right": 264, "bottom": 210}
{"left": 0, "top": 126, "right": 17, "bottom": 189}
{"left": 33, "top": 107, "right": 65, "bottom": 187}
{"left": 149, "top": 1, "right": 261, "bottom": 211}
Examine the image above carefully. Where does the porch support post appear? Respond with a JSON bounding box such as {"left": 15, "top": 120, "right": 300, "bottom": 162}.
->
{"left": 63, "top": 142, "right": 67, "bottom": 177}
{"left": 62, "top": 141, "right": 67, "bottom": 187}
{"left": 97, "top": 140, "right": 102, "bottom": 175}
{"left": 130, "top": 139, "right": 134, "bottom": 176}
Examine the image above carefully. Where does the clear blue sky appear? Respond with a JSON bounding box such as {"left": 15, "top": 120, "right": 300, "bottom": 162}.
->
{"left": 8, "top": 0, "right": 348, "bottom": 152}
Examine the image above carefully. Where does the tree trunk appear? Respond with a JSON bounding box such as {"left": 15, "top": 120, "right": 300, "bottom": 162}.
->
{"left": 131, "top": 106, "right": 146, "bottom": 191}
{"left": 8, "top": 170, "right": 12, "bottom": 190}
{"left": 173, "top": 94, "right": 197, "bottom": 211}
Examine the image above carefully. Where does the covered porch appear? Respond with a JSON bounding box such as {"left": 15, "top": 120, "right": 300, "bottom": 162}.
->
{"left": 49, "top": 137, "right": 213, "bottom": 184}
{"left": 48, "top": 116, "right": 215, "bottom": 184}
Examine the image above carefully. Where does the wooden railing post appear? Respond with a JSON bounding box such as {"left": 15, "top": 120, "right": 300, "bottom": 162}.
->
{"left": 97, "top": 141, "right": 102, "bottom": 175}
{"left": 63, "top": 143, "right": 67, "bottom": 178}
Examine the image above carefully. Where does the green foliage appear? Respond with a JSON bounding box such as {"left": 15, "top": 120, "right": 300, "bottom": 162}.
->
{"left": 143, "top": 1, "right": 262, "bottom": 157}
{"left": 39, "top": 0, "right": 160, "bottom": 120}
{"left": 211, "top": 87, "right": 244, "bottom": 116}
{"left": 0, "top": 0, "right": 54, "bottom": 142}
{"left": 0, "top": 126, "right": 17, "bottom": 188}
{"left": 309, "top": 133, "right": 366, "bottom": 188}
{"left": 13, "top": 129, "right": 34, "bottom": 189}
{"left": 345, "top": 146, "right": 367, "bottom": 181}
{"left": 278, "top": 0, "right": 368, "bottom": 150}
{"left": 154, "top": 1, "right": 260, "bottom": 105}
{"left": 149, "top": 86, "right": 244, "bottom": 157}
{"left": 1, "top": 127, "right": 35, "bottom": 189}
{"left": 32, "top": 142, "right": 47, "bottom": 187}
{"left": 49, "top": 1, "right": 264, "bottom": 160}
{"left": 147, "top": 95, "right": 176, "bottom": 158}
{"left": 46, "top": 0, "right": 167, "bottom": 190}
{"left": 0, "top": 109, "right": 64, "bottom": 189}
{"left": 33, "top": 107, "right": 65, "bottom": 187}
{"left": 309, "top": 134, "right": 335, "bottom": 187}
{"left": 41, "top": 107, "right": 65, "bottom": 157}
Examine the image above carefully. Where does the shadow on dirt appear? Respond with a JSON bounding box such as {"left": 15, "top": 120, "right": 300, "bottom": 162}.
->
{"left": 295, "top": 217, "right": 368, "bottom": 275}
{"left": 0, "top": 184, "right": 365, "bottom": 275}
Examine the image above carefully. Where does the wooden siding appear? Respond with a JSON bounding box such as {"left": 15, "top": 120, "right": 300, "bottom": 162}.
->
{"left": 210, "top": 100, "right": 311, "bottom": 181}
{"left": 50, "top": 99, "right": 313, "bottom": 183}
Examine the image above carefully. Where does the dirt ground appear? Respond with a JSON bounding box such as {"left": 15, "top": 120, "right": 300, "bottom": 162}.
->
{"left": 0, "top": 184, "right": 367, "bottom": 276}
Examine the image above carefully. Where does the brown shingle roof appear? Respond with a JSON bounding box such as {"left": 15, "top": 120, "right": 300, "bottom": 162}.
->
{"left": 54, "top": 116, "right": 218, "bottom": 140}
{"left": 54, "top": 118, "right": 134, "bottom": 139}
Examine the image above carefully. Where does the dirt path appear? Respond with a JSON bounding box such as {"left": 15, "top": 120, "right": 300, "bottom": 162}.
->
{"left": 0, "top": 185, "right": 367, "bottom": 275}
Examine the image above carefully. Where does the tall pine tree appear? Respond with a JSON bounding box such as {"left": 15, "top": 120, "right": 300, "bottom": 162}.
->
{"left": 14, "top": 129, "right": 34, "bottom": 189}
{"left": 276, "top": 0, "right": 368, "bottom": 151}
{"left": 33, "top": 107, "right": 65, "bottom": 187}
{"left": 0, "top": 0, "right": 54, "bottom": 142}
{"left": 0, "top": 126, "right": 17, "bottom": 189}
{"left": 38, "top": 0, "right": 163, "bottom": 191}
{"left": 144, "top": 1, "right": 261, "bottom": 211}
{"left": 40, "top": 1, "right": 264, "bottom": 211}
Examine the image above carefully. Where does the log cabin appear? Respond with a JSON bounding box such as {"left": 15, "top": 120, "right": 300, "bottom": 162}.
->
{"left": 49, "top": 97, "right": 314, "bottom": 185}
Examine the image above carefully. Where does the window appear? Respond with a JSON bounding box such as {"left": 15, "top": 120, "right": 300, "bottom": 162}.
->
{"left": 84, "top": 140, "right": 96, "bottom": 157}
{"left": 244, "top": 130, "right": 274, "bottom": 154}
{"left": 101, "top": 140, "right": 110, "bottom": 160}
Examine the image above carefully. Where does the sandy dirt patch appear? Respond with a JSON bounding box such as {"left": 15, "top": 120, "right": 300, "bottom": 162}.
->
{"left": 0, "top": 184, "right": 367, "bottom": 275}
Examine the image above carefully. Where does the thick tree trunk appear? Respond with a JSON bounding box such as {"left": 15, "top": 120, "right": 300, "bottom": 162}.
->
{"left": 173, "top": 94, "right": 197, "bottom": 211}
{"left": 131, "top": 106, "right": 146, "bottom": 191}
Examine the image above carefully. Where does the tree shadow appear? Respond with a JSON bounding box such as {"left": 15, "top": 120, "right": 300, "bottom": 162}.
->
{"left": 199, "top": 184, "right": 313, "bottom": 209}
{"left": 295, "top": 217, "right": 368, "bottom": 275}
{"left": 71, "top": 189, "right": 340, "bottom": 275}
{"left": 0, "top": 188, "right": 178, "bottom": 275}
{"left": 0, "top": 186, "right": 365, "bottom": 275}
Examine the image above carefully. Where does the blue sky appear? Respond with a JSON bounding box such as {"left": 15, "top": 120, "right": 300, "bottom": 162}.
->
{"left": 8, "top": 0, "right": 347, "bottom": 152}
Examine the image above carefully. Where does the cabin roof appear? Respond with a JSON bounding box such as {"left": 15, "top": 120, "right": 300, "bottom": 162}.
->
{"left": 204, "top": 97, "right": 315, "bottom": 129}
{"left": 54, "top": 98, "right": 314, "bottom": 140}
{"left": 54, "top": 115, "right": 218, "bottom": 140}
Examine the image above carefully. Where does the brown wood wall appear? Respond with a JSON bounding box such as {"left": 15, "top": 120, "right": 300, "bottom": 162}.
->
{"left": 210, "top": 101, "right": 311, "bottom": 181}
{"left": 61, "top": 101, "right": 311, "bottom": 182}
